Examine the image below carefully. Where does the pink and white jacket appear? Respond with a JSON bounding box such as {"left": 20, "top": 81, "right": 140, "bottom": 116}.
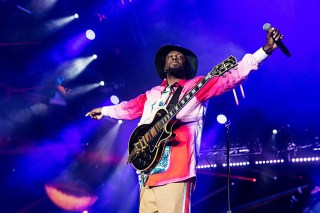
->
{"left": 101, "top": 48, "right": 269, "bottom": 186}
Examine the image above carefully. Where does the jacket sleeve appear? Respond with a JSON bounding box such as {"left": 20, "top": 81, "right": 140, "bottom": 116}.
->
{"left": 101, "top": 93, "right": 147, "bottom": 120}
{"left": 195, "top": 48, "right": 269, "bottom": 102}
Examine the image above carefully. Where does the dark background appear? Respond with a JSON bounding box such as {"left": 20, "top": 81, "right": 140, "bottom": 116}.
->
{"left": 1, "top": 0, "right": 319, "bottom": 212}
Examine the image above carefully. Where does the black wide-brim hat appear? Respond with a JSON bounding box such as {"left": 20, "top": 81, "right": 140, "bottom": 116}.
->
{"left": 155, "top": 45, "right": 198, "bottom": 80}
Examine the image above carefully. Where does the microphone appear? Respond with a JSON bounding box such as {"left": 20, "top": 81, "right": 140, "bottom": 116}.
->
{"left": 263, "top": 23, "right": 291, "bottom": 57}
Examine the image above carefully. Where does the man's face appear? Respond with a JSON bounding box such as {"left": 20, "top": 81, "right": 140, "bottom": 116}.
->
{"left": 164, "top": 51, "right": 186, "bottom": 78}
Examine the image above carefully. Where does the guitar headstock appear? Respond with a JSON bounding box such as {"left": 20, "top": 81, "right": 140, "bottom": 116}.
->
{"left": 211, "top": 55, "right": 237, "bottom": 77}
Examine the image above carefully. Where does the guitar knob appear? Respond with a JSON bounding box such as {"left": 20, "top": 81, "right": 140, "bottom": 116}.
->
{"left": 142, "top": 161, "right": 146, "bottom": 166}
{"left": 147, "top": 155, "right": 151, "bottom": 160}
{"left": 137, "top": 159, "right": 141, "bottom": 163}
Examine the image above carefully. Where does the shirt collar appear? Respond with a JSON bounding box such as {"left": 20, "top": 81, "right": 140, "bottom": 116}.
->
{"left": 160, "top": 79, "right": 187, "bottom": 87}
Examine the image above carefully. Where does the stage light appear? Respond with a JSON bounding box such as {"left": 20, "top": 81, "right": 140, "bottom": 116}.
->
{"left": 92, "top": 54, "right": 98, "bottom": 59}
{"left": 291, "top": 157, "right": 319, "bottom": 163}
{"left": 43, "top": 14, "right": 80, "bottom": 36}
{"left": 100, "top": 81, "right": 105, "bottom": 86}
{"left": 110, "top": 95, "right": 119, "bottom": 105}
{"left": 217, "top": 114, "right": 227, "bottom": 125}
{"left": 118, "top": 120, "right": 123, "bottom": 124}
{"left": 272, "top": 129, "right": 278, "bottom": 134}
{"left": 62, "top": 55, "right": 98, "bottom": 81}
{"left": 255, "top": 159, "right": 284, "bottom": 165}
{"left": 232, "top": 89, "right": 239, "bottom": 105}
{"left": 222, "top": 161, "right": 250, "bottom": 168}
{"left": 86, "top": 30, "right": 96, "bottom": 40}
{"left": 196, "top": 164, "right": 217, "bottom": 169}
{"left": 67, "top": 83, "right": 101, "bottom": 98}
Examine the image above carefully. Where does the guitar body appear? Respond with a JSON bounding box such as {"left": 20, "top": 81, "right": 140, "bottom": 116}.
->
{"left": 128, "top": 109, "right": 175, "bottom": 172}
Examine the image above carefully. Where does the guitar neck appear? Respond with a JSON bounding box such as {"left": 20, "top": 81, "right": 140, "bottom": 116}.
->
{"left": 161, "top": 68, "right": 216, "bottom": 124}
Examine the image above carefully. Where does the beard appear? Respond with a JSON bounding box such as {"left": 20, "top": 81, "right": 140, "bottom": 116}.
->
{"left": 165, "top": 67, "right": 187, "bottom": 79}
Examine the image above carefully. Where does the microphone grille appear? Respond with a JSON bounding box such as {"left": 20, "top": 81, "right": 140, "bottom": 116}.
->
{"left": 263, "top": 23, "right": 272, "bottom": 32}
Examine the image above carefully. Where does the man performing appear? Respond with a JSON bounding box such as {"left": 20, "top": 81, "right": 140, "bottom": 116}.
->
{"left": 86, "top": 26, "right": 283, "bottom": 213}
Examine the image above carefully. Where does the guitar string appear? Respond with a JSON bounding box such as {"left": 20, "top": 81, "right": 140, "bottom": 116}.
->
{"left": 128, "top": 127, "right": 166, "bottom": 163}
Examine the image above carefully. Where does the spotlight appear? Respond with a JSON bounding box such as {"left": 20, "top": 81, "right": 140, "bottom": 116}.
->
{"left": 92, "top": 54, "right": 98, "bottom": 59}
{"left": 217, "top": 114, "right": 227, "bottom": 125}
{"left": 74, "top": 13, "right": 79, "bottom": 19}
{"left": 272, "top": 129, "right": 278, "bottom": 134}
{"left": 86, "top": 29, "right": 96, "bottom": 40}
{"left": 110, "top": 95, "right": 119, "bottom": 105}
{"left": 100, "top": 81, "right": 105, "bottom": 86}
{"left": 118, "top": 120, "right": 123, "bottom": 124}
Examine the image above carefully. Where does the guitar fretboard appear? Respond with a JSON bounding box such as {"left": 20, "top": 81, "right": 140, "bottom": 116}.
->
{"left": 160, "top": 55, "right": 237, "bottom": 125}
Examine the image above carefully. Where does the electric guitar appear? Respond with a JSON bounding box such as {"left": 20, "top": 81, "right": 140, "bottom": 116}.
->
{"left": 127, "top": 55, "right": 238, "bottom": 172}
